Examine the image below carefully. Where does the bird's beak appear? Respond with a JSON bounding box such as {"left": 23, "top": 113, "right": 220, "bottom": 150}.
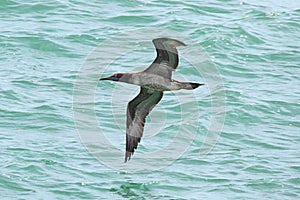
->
{"left": 100, "top": 76, "right": 111, "bottom": 80}
{"left": 100, "top": 75, "right": 119, "bottom": 81}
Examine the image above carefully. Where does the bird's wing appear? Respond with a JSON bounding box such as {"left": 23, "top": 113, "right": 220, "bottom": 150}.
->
{"left": 125, "top": 87, "right": 163, "bottom": 162}
{"left": 144, "top": 38, "right": 186, "bottom": 80}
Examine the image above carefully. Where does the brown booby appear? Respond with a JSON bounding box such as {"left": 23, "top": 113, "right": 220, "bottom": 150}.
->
{"left": 100, "top": 38, "right": 204, "bottom": 162}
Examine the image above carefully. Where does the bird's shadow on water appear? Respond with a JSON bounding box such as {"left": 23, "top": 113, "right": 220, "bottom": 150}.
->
{"left": 107, "top": 167, "right": 192, "bottom": 200}
{"left": 109, "top": 181, "right": 149, "bottom": 199}
{"left": 108, "top": 171, "right": 172, "bottom": 200}
{"left": 107, "top": 167, "right": 157, "bottom": 198}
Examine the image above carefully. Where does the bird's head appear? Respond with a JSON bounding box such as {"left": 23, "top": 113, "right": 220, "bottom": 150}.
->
{"left": 100, "top": 73, "right": 125, "bottom": 81}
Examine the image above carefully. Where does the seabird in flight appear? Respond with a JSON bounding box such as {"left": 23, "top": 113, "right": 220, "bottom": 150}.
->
{"left": 100, "top": 38, "right": 204, "bottom": 162}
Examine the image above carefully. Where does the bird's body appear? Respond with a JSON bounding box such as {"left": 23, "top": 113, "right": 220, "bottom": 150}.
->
{"left": 100, "top": 38, "right": 203, "bottom": 162}
{"left": 115, "top": 72, "right": 199, "bottom": 91}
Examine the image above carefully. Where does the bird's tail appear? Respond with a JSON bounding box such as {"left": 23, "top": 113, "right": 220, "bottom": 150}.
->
{"left": 185, "top": 82, "right": 204, "bottom": 90}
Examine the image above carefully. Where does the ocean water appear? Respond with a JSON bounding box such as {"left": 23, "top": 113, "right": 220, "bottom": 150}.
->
{"left": 1, "top": 0, "right": 299, "bottom": 199}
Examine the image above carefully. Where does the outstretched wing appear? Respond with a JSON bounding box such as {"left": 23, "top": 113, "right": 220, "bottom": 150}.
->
{"left": 125, "top": 87, "right": 163, "bottom": 162}
{"left": 144, "top": 38, "right": 186, "bottom": 80}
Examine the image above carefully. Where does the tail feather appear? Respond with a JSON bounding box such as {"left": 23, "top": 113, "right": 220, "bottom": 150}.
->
{"left": 188, "top": 82, "right": 204, "bottom": 89}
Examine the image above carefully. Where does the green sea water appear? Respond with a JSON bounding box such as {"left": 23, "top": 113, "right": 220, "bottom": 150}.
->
{"left": 1, "top": 0, "right": 299, "bottom": 199}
